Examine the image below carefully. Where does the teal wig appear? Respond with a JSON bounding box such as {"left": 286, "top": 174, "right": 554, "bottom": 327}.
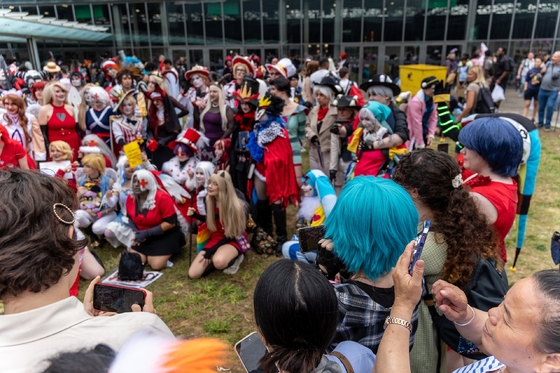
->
{"left": 325, "top": 176, "right": 418, "bottom": 280}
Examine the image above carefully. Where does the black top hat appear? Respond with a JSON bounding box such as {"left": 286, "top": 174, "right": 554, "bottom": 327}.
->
{"left": 234, "top": 75, "right": 261, "bottom": 107}
{"left": 359, "top": 74, "right": 401, "bottom": 96}
{"left": 314, "top": 74, "right": 343, "bottom": 94}
{"left": 333, "top": 94, "right": 362, "bottom": 109}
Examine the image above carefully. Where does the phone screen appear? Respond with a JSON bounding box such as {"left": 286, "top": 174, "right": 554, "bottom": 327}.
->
{"left": 409, "top": 219, "right": 431, "bottom": 275}
{"left": 298, "top": 225, "right": 326, "bottom": 253}
{"left": 93, "top": 284, "right": 146, "bottom": 313}
{"left": 234, "top": 332, "right": 268, "bottom": 373}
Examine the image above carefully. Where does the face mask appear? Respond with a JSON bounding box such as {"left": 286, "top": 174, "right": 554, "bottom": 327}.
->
{"left": 192, "top": 75, "right": 204, "bottom": 88}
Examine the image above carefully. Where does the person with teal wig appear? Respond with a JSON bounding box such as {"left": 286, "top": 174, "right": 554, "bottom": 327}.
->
{"left": 320, "top": 176, "right": 420, "bottom": 354}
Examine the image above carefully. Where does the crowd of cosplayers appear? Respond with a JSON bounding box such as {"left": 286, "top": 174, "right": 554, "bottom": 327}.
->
{"left": 2, "top": 47, "right": 560, "bottom": 373}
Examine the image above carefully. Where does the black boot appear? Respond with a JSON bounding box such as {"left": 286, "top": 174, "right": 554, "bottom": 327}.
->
{"left": 272, "top": 204, "right": 288, "bottom": 257}
{"left": 256, "top": 199, "right": 273, "bottom": 236}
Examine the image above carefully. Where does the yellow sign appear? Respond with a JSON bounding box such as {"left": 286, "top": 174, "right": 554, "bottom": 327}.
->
{"left": 123, "top": 141, "right": 143, "bottom": 168}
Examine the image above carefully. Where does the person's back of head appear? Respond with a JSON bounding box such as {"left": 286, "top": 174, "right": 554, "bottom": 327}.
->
{"left": 144, "top": 61, "right": 158, "bottom": 73}
{"left": 254, "top": 259, "right": 338, "bottom": 373}
{"left": 305, "top": 61, "right": 319, "bottom": 77}
{"left": 319, "top": 57, "right": 329, "bottom": 70}
{"left": 0, "top": 170, "right": 85, "bottom": 301}
{"left": 458, "top": 117, "right": 523, "bottom": 177}
{"left": 325, "top": 177, "right": 417, "bottom": 280}
{"left": 339, "top": 67, "right": 349, "bottom": 80}
{"left": 485, "top": 50, "right": 492, "bottom": 58}
{"left": 41, "top": 344, "right": 115, "bottom": 373}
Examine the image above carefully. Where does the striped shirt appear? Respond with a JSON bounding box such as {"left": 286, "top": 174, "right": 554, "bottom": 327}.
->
{"left": 453, "top": 356, "right": 504, "bottom": 373}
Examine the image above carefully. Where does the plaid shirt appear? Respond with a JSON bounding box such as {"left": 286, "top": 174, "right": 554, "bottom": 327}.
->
{"left": 331, "top": 282, "right": 419, "bottom": 354}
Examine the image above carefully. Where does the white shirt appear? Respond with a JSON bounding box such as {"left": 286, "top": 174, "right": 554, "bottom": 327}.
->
{"left": 0, "top": 296, "right": 173, "bottom": 373}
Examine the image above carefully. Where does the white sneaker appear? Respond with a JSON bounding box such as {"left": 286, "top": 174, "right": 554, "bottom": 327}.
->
{"left": 166, "top": 260, "right": 174, "bottom": 268}
{"left": 223, "top": 254, "right": 244, "bottom": 275}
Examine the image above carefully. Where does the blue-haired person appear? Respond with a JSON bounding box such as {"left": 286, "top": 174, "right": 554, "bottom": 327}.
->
{"left": 459, "top": 117, "right": 523, "bottom": 263}
{"left": 320, "top": 176, "right": 419, "bottom": 354}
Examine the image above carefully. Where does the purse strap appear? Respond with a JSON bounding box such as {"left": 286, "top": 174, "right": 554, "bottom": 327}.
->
{"left": 329, "top": 351, "right": 354, "bottom": 373}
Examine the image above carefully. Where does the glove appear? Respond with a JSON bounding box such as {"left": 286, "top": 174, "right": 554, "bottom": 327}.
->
{"left": 310, "top": 135, "right": 319, "bottom": 145}
{"left": 329, "top": 170, "right": 337, "bottom": 182}
{"left": 134, "top": 225, "right": 164, "bottom": 242}
{"left": 364, "top": 138, "right": 374, "bottom": 149}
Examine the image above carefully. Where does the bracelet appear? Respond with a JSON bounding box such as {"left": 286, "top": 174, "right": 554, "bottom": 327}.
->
{"left": 454, "top": 304, "right": 476, "bottom": 327}
{"left": 383, "top": 316, "right": 413, "bottom": 332}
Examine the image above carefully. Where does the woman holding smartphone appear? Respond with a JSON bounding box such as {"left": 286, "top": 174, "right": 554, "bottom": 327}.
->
{"left": 392, "top": 148, "right": 501, "bottom": 373}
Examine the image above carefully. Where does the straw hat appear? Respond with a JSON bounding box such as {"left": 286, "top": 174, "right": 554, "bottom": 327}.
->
{"left": 43, "top": 61, "right": 61, "bottom": 74}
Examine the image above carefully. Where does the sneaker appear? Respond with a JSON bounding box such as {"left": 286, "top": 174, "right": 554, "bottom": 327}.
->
{"left": 544, "top": 127, "right": 551, "bottom": 132}
{"left": 166, "top": 260, "right": 174, "bottom": 268}
{"left": 223, "top": 254, "right": 244, "bottom": 275}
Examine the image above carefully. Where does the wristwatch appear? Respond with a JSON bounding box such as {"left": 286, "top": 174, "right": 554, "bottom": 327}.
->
{"left": 383, "top": 316, "right": 413, "bottom": 332}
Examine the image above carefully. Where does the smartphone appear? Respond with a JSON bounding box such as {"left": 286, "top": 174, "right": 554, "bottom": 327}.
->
{"left": 93, "top": 284, "right": 146, "bottom": 313}
{"left": 234, "top": 332, "right": 270, "bottom": 373}
{"left": 437, "top": 143, "right": 449, "bottom": 153}
{"left": 297, "top": 225, "right": 326, "bottom": 253}
{"left": 409, "top": 219, "right": 431, "bottom": 275}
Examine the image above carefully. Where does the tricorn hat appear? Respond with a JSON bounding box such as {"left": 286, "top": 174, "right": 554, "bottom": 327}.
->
{"left": 359, "top": 74, "right": 400, "bottom": 96}
{"left": 333, "top": 94, "right": 361, "bottom": 109}
{"left": 314, "top": 74, "right": 343, "bottom": 95}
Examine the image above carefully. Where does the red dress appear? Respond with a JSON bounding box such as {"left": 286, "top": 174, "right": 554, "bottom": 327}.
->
{"left": 0, "top": 141, "right": 27, "bottom": 170}
{"left": 466, "top": 176, "right": 518, "bottom": 263}
{"left": 48, "top": 104, "right": 80, "bottom": 161}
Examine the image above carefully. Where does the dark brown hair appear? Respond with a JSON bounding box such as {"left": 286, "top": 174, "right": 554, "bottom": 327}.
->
{"left": 393, "top": 149, "right": 500, "bottom": 289}
{"left": 0, "top": 169, "right": 86, "bottom": 299}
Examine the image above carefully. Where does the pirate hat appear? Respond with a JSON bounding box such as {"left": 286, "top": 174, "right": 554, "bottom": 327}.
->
{"left": 333, "top": 94, "right": 362, "bottom": 109}
{"left": 314, "top": 74, "right": 343, "bottom": 94}
{"left": 359, "top": 74, "right": 400, "bottom": 96}
{"left": 109, "top": 85, "right": 135, "bottom": 108}
{"left": 185, "top": 65, "right": 210, "bottom": 81}
{"left": 232, "top": 56, "right": 256, "bottom": 78}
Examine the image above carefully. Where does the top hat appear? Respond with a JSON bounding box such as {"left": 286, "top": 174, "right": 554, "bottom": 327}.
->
{"left": 168, "top": 128, "right": 206, "bottom": 153}
{"left": 266, "top": 58, "right": 296, "bottom": 79}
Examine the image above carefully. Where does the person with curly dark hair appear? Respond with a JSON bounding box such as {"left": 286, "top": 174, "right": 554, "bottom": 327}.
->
{"left": 0, "top": 170, "right": 172, "bottom": 373}
{"left": 392, "top": 148, "right": 501, "bottom": 373}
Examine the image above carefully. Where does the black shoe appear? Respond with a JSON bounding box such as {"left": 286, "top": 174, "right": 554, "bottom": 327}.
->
{"left": 272, "top": 204, "right": 288, "bottom": 257}
{"left": 256, "top": 199, "right": 273, "bottom": 236}
{"left": 275, "top": 235, "right": 287, "bottom": 257}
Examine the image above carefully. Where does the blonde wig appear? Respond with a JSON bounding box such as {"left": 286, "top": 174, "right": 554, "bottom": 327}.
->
{"left": 78, "top": 83, "right": 96, "bottom": 132}
{"left": 200, "top": 83, "right": 228, "bottom": 132}
{"left": 205, "top": 170, "right": 246, "bottom": 238}
{"left": 148, "top": 73, "right": 171, "bottom": 95}
{"left": 82, "top": 153, "right": 106, "bottom": 175}
{"left": 49, "top": 140, "right": 73, "bottom": 161}
{"left": 43, "top": 82, "right": 69, "bottom": 105}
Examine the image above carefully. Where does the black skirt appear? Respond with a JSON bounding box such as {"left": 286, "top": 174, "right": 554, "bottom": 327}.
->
{"left": 134, "top": 226, "right": 186, "bottom": 256}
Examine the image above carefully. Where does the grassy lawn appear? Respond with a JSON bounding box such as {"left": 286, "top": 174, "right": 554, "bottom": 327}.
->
{"left": 1, "top": 117, "right": 557, "bottom": 372}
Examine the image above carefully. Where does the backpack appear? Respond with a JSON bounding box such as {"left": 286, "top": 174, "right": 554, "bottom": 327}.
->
{"left": 424, "top": 257, "right": 509, "bottom": 363}
{"left": 474, "top": 84, "right": 496, "bottom": 114}
{"left": 118, "top": 251, "right": 144, "bottom": 281}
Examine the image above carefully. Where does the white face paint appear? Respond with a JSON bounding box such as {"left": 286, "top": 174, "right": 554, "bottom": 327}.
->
{"left": 360, "top": 110, "right": 377, "bottom": 132}
{"left": 71, "top": 77, "right": 82, "bottom": 87}
{"left": 195, "top": 168, "right": 206, "bottom": 187}
{"left": 191, "top": 74, "right": 204, "bottom": 88}
{"left": 301, "top": 183, "right": 314, "bottom": 197}
{"left": 121, "top": 100, "right": 135, "bottom": 116}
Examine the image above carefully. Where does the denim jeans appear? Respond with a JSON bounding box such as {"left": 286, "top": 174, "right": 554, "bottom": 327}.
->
{"left": 519, "top": 75, "right": 526, "bottom": 94}
{"left": 537, "top": 89, "right": 559, "bottom": 128}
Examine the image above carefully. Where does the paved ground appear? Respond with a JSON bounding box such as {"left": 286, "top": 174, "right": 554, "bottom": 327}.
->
{"left": 500, "top": 85, "right": 560, "bottom": 128}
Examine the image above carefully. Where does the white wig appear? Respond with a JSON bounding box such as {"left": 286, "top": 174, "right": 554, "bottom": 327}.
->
{"left": 313, "top": 86, "right": 334, "bottom": 104}
{"left": 88, "top": 86, "right": 112, "bottom": 106}
{"left": 367, "top": 85, "right": 394, "bottom": 99}
{"left": 114, "top": 155, "right": 129, "bottom": 189}
{"left": 80, "top": 134, "right": 118, "bottom": 168}
{"left": 131, "top": 169, "right": 158, "bottom": 210}
{"left": 196, "top": 161, "right": 216, "bottom": 188}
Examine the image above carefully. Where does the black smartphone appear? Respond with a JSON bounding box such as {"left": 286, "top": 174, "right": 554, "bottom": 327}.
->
{"left": 409, "top": 219, "right": 431, "bottom": 275}
{"left": 93, "top": 284, "right": 146, "bottom": 313}
{"left": 437, "top": 143, "right": 449, "bottom": 153}
{"left": 234, "top": 332, "right": 270, "bottom": 373}
{"left": 297, "top": 225, "right": 326, "bottom": 253}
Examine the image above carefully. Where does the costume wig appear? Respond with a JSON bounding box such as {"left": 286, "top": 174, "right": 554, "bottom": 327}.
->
{"left": 325, "top": 176, "right": 417, "bottom": 280}
{"left": 458, "top": 117, "right": 523, "bottom": 177}
{"left": 49, "top": 141, "right": 73, "bottom": 162}
{"left": 195, "top": 161, "right": 216, "bottom": 188}
{"left": 88, "top": 86, "right": 112, "bottom": 106}
{"left": 131, "top": 169, "right": 158, "bottom": 210}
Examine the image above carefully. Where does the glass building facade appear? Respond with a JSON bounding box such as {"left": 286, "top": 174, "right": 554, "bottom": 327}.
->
{"left": 2, "top": 0, "right": 559, "bottom": 84}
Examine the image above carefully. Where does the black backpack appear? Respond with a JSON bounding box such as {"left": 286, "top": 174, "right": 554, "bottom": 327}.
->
{"left": 118, "top": 251, "right": 144, "bottom": 281}
{"left": 424, "top": 257, "right": 509, "bottom": 363}
{"left": 474, "top": 84, "right": 496, "bottom": 114}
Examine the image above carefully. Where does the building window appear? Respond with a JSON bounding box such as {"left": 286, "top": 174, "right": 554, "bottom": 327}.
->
{"left": 473, "top": 0, "right": 491, "bottom": 40}
{"left": 426, "top": 0, "right": 447, "bottom": 41}
{"left": 185, "top": 3, "right": 204, "bottom": 45}
{"left": 74, "top": 5, "right": 92, "bottom": 24}
{"left": 322, "top": 0, "right": 336, "bottom": 44}
{"left": 307, "top": 0, "right": 321, "bottom": 44}
{"left": 404, "top": 0, "right": 424, "bottom": 42}
{"left": 534, "top": 2, "right": 558, "bottom": 38}
{"left": 490, "top": 0, "right": 514, "bottom": 40}
{"left": 223, "top": 0, "right": 242, "bottom": 43}
{"left": 365, "top": 1, "right": 384, "bottom": 42}
{"left": 205, "top": 2, "right": 224, "bottom": 44}
{"left": 262, "top": 0, "right": 280, "bottom": 43}
{"left": 343, "top": 0, "right": 362, "bottom": 43}
{"left": 447, "top": 0, "right": 468, "bottom": 41}
{"left": 131, "top": 3, "right": 149, "bottom": 47}
{"left": 512, "top": 1, "right": 536, "bottom": 39}
{"left": 166, "top": 2, "right": 186, "bottom": 45}
{"left": 286, "top": 0, "right": 302, "bottom": 44}
{"left": 147, "top": 3, "right": 164, "bottom": 45}
{"left": 56, "top": 4, "right": 74, "bottom": 22}
{"left": 243, "top": 0, "right": 261, "bottom": 44}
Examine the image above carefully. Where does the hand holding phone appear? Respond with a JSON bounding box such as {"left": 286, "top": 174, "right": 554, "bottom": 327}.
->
{"left": 297, "top": 225, "right": 326, "bottom": 253}
{"left": 93, "top": 283, "right": 146, "bottom": 314}
{"left": 235, "top": 332, "right": 276, "bottom": 373}
{"left": 409, "top": 220, "right": 431, "bottom": 275}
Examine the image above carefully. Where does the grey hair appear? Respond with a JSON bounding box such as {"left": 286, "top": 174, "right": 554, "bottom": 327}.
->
{"left": 367, "top": 85, "right": 394, "bottom": 99}
{"left": 532, "top": 270, "right": 560, "bottom": 354}
{"left": 313, "top": 86, "right": 334, "bottom": 104}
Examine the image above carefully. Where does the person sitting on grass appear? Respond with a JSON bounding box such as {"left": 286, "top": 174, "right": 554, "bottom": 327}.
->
{"left": 0, "top": 169, "right": 172, "bottom": 373}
